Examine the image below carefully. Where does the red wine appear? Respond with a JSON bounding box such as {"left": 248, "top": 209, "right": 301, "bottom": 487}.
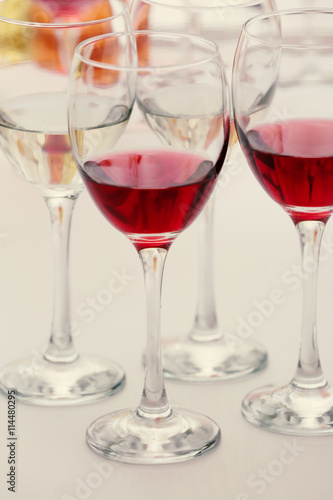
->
{"left": 81, "top": 149, "right": 223, "bottom": 250}
{"left": 237, "top": 119, "right": 333, "bottom": 223}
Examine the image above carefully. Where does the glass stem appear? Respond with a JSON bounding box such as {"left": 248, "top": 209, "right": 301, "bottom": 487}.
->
{"left": 43, "top": 195, "right": 79, "bottom": 363}
{"left": 292, "top": 220, "right": 327, "bottom": 389}
{"left": 190, "top": 199, "right": 221, "bottom": 342}
{"left": 138, "top": 247, "right": 171, "bottom": 418}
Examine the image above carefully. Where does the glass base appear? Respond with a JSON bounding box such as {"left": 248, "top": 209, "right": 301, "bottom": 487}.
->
{"left": 161, "top": 336, "right": 267, "bottom": 382}
{"left": 86, "top": 406, "right": 221, "bottom": 464}
{"left": 0, "top": 354, "right": 125, "bottom": 406}
{"left": 242, "top": 381, "right": 333, "bottom": 435}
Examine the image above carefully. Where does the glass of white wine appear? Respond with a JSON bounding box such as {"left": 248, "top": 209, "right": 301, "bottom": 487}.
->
{"left": 130, "top": 0, "right": 275, "bottom": 381}
{"left": 0, "top": 0, "right": 130, "bottom": 405}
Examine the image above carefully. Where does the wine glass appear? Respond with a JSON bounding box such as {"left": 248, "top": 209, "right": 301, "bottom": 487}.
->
{"left": 68, "top": 30, "right": 229, "bottom": 463}
{"left": 129, "top": 0, "right": 274, "bottom": 382}
{"left": 0, "top": 0, "right": 130, "bottom": 405}
{"left": 233, "top": 8, "right": 333, "bottom": 434}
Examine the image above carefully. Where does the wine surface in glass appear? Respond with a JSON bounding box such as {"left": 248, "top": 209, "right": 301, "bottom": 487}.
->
{"left": 138, "top": 85, "right": 224, "bottom": 150}
{"left": 238, "top": 119, "right": 333, "bottom": 222}
{"left": 81, "top": 148, "right": 222, "bottom": 250}
{"left": 0, "top": 92, "right": 82, "bottom": 195}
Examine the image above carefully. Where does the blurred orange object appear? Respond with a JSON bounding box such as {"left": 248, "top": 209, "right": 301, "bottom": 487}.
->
{"left": 80, "top": 37, "right": 121, "bottom": 86}
{"left": 29, "top": 3, "right": 61, "bottom": 70}
{"left": 30, "top": 0, "right": 121, "bottom": 73}
{"left": 79, "top": 0, "right": 120, "bottom": 85}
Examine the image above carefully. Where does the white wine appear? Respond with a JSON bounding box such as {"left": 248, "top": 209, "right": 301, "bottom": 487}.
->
{"left": 0, "top": 92, "right": 131, "bottom": 197}
{"left": 137, "top": 85, "right": 224, "bottom": 152}
{"left": 0, "top": 92, "right": 82, "bottom": 196}
{"left": 71, "top": 100, "right": 131, "bottom": 170}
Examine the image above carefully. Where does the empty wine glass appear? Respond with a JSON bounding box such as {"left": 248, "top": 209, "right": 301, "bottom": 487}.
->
{"left": 68, "top": 31, "right": 229, "bottom": 463}
{"left": 233, "top": 8, "right": 333, "bottom": 434}
{"left": 0, "top": 0, "right": 130, "bottom": 405}
{"left": 129, "top": 0, "right": 274, "bottom": 382}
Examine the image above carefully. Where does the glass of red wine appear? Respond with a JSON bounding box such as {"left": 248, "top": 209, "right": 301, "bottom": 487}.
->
{"left": 233, "top": 8, "right": 333, "bottom": 434}
{"left": 129, "top": 0, "right": 273, "bottom": 382}
{"left": 68, "top": 31, "right": 230, "bottom": 463}
{"left": 0, "top": 0, "right": 130, "bottom": 405}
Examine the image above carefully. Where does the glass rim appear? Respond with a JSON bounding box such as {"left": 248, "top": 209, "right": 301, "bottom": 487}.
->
{"left": 130, "top": 0, "right": 269, "bottom": 13}
{"left": 242, "top": 8, "right": 333, "bottom": 49}
{"left": 0, "top": 0, "right": 128, "bottom": 28}
{"left": 74, "top": 30, "right": 221, "bottom": 71}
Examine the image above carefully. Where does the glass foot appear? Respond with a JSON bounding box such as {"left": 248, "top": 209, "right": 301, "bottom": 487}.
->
{"left": 161, "top": 336, "right": 267, "bottom": 382}
{"left": 86, "top": 406, "right": 221, "bottom": 464}
{"left": 0, "top": 354, "right": 125, "bottom": 406}
{"left": 242, "top": 381, "right": 333, "bottom": 435}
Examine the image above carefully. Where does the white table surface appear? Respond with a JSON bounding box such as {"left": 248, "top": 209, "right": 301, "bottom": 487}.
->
{"left": 0, "top": 143, "right": 332, "bottom": 500}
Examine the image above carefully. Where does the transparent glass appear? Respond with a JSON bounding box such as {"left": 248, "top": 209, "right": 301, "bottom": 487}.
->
{"left": 68, "top": 31, "right": 229, "bottom": 463}
{"left": 233, "top": 8, "right": 333, "bottom": 434}
{"left": 0, "top": 0, "right": 130, "bottom": 405}
{"left": 129, "top": 0, "right": 273, "bottom": 382}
